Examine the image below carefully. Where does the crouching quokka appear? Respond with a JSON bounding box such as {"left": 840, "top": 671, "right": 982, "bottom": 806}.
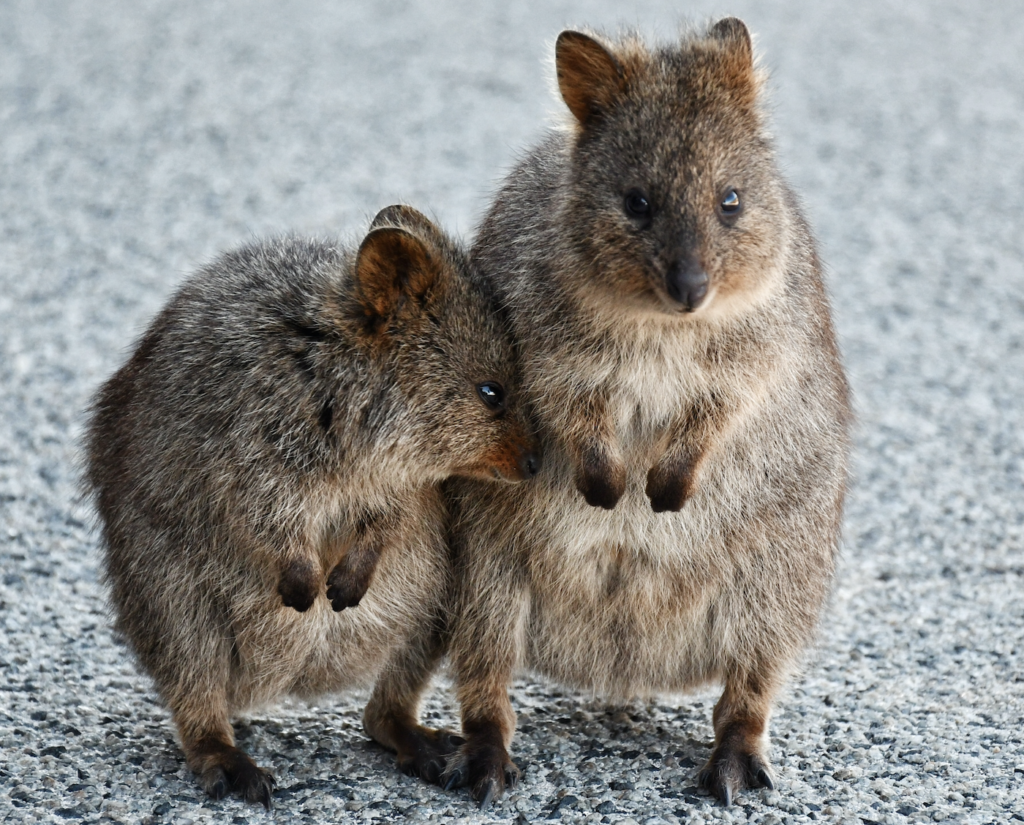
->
{"left": 85, "top": 205, "right": 541, "bottom": 806}
{"left": 391, "top": 19, "right": 851, "bottom": 809}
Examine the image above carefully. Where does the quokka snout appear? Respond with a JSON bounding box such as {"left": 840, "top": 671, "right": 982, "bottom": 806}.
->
{"left": 85, "top": 204, "right": 540, "bottom": 806}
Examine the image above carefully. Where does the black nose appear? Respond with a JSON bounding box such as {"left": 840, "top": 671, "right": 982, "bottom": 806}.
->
{"left": 519, "top": 451, "right": 542, "bottom": 478}
{"left": 666, "top": 258, "right": 709, "bottom": 311}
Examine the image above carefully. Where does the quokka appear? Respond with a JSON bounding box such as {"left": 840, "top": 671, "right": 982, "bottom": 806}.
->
{"left": 410, "top": 19, "right": 852, "bottom": 808}
{"left": 85, "top": 205, "right": 540, "bottom": 806}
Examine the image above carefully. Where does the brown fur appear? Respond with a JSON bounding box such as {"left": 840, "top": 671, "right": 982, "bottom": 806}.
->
{"left": 394, "top": 19, "right": 851, "bottom": 808}
{"left": 84, "top": 205, "right": 539, "bottom": 806}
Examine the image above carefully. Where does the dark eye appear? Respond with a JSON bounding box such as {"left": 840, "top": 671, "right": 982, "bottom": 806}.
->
{"left": 477, "top": 382, "right": 505, "bottom": 412}
{"left": 624, "top": 189, "right": 652, "bottom": 219}
{"left": 718, "top": 188, "right": 742, "bottom": 220}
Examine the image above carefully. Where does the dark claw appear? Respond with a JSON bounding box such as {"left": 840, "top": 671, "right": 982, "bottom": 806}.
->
{"left": 326, "top": 584, "right": 363, "bottom": 611}
{"left": 421, "top": 759, "right": 444, "bottom": 784}
{"left": 504, "top": 765, "right": 519, "bottom": 789}
{"left": 697, "top": 745, "right": 772, "bottom": 806}
{"left": 237, "top": 768, "right": 275, "bottom": 809}
{"left": 394, "top": 726, "right": 465, "bottom": 785}
{"left": 208, "top": 773, "right": 228, "bottom": 801}
{"left": 196, "top": 744, "right": 274, "bottom": 808}
{"left": 477, "top": 778, "right": 498, "bottom": 811}
{"left": 444, "top": 768, "right": 464, "bottom": 791}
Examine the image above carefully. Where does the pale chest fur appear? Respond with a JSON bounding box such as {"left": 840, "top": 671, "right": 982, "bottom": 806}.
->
{"left": 532, "top": 312, "right": 783, "bottom": 463}
{"left": 518, "top": 452, "right": 749, "bottom": 698}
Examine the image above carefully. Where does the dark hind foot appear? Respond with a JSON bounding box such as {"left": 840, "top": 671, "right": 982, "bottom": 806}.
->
{"left": 194, "top": 740, "right": 276, "bottom": 808}
{"left": 395, "top": 726, "right": 466, "bottom": 785}
{"left": 696, "top": 738, "right": 774, "bottom": 806}
{"left": 440, "top": 729, "right": 519, "bottom": 811}
{"left": 698, "top": 676, "right": 779, "bottom": 806}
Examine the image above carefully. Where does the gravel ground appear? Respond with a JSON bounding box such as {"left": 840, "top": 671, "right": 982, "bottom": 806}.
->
{"left": 2, "top": 1, "right": 1023, "bottom": 823}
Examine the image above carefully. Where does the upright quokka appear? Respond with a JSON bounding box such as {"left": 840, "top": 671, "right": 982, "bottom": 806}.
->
{"left": 85, "top": 205, "right": 540, "bottom": 806}
{"left": 408, "top": 19, "right": 851, "bottom": 808}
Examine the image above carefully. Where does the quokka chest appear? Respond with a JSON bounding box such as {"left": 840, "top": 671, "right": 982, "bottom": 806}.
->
{"left": 548, "top": 324, "right": 764, "bottom": 438}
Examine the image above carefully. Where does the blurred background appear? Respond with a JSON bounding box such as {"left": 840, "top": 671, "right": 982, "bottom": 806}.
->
{"left": 1, "top": 1, "right": 1022, "bottom": 823}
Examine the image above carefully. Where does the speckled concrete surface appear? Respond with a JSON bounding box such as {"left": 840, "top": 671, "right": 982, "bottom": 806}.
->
{"left": 2, "top": 1, "right": 1023, "bottom": 823}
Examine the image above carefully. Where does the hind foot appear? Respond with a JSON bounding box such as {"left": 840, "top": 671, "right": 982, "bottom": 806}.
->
{"left": 395, "top": 726, "right": 466, "bottom": 785}
{"left": 441, "top": 736, "right": 520, "bottom": 811}
{"left": 194, "top": 740, "right": 276, "bottom": 808}
{"left": 697, "top": 744, "right": 774, "bottom": 806}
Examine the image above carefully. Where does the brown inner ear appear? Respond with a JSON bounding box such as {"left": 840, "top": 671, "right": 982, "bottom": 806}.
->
{"left": 354, "top": 227, "right": 438, "bottom": 328}
{"left": 555, "top": 31, "right": 624, "bottom": 125}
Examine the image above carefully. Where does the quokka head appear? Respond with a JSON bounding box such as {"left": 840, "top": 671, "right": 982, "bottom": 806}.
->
{"left": 350, "top": 204, "right": 541, "bottom": 483}
{"left": 554, "top": 18, "right": 792, "bottom": 321}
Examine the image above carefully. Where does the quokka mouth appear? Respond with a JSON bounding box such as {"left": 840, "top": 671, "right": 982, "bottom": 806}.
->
{"left": 650, "top": 285, "right": 712, "bottom": 316}
{"left": 492, "top": 467, "right": 529, "bottom": 484}
{"left": 454, "top": 465, "right": 522, "bottom": 484}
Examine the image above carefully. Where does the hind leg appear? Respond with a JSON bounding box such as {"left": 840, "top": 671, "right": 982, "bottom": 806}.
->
{"left": 162, "top": 632, "right": 276, "bottom": 807}
{"left": 697, "top": 670, "right": 777, "bottom": 806}
{"left": 363, "top": 627, "right": 463, "bottom": 784}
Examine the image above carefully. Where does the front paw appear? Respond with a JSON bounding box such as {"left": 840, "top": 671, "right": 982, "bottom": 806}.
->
{"left": 277, "top": 558, "right": 319, "bottom": 612}
{"left": 325, "top": 556, "right": 372, "bottom": 611}
{"left": 442, "top": 740, "right": 520, "bottom": 811}
{"left": 645, "top": 460, "right": 694, "bottom": 513}
{"left": 575, "top": 449, "right": 626, "bottom": 510}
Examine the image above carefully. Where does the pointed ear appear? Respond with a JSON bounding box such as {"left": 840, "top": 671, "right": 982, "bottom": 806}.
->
{"left": 354, "top": 227, "right": 439, "bottom": 330}
{"left": 709, "top": 17, "right": 753, "bottom": 66}
{"left": 555, "top": 31, "right": 625, "bottom": 126}
{"left": 369, "top": 203, "right": 436, "bottom": 236}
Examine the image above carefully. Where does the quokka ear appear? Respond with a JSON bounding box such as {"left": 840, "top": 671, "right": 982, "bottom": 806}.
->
{"left": 369, "top": 204, "right": 437, "bottom": 236}
{"left": 709, "top": 17, "right": 753, "bottom": 67}
{"left": 555, "top": 31, "right": 625, "bottom": 126}
{"left": 707, "top": 18, "right": 758, "bottom": 105}
{"left": 354, "top": 227, "right": 440, "bottom": 330}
